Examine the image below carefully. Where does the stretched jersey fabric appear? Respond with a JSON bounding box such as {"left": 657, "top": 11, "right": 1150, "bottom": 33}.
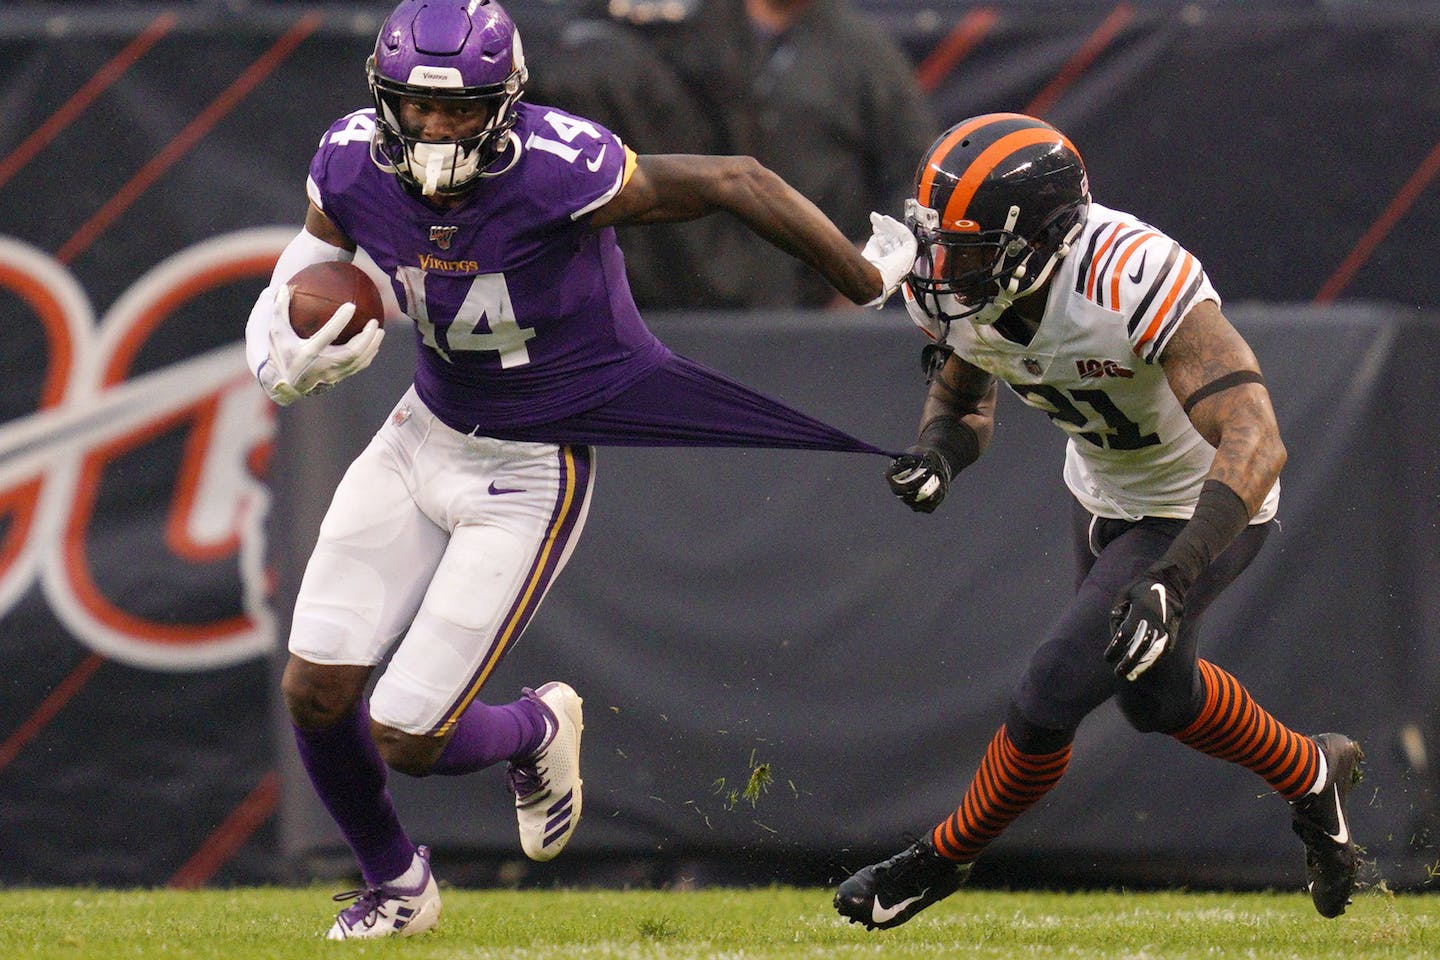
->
{"left": 306, "top": 101, "right": 886, "bottom": 456}
{"left": 905, "top": 201, "right": 1279, "bottom": 522}
{"left": 490, "top": 352, "right": 890, "bottom": 451}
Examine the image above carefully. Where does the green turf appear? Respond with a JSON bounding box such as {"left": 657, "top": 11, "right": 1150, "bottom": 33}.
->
{"left": 1, "top": 886, "right": 1436, "bottom": 959}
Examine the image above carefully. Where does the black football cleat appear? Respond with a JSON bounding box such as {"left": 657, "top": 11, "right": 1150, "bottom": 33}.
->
{"left": 1290, "top": 733, "right": 1364, "bottom": 918}
{"left": 834, "top": 836, "right": 970, "bottom": 930}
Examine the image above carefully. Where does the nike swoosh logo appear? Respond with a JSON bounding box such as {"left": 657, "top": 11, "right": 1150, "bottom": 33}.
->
{"left": 1326, "top": 789, "right": 1350, "bottom": 844}
{"left": 488, "top": 481, "right": 526, "bottom": 495}
{"left": 1128, "top": 250, "right": 1147, "bottom": 283}
{"left": 1149, "top": 582, "right": 1168, "bottom": 621}
{"left": 585, "top": 145, "right": 607, "bottom": 173}
{"left": 872, "top": 891, "right": 925, "bottom": 924}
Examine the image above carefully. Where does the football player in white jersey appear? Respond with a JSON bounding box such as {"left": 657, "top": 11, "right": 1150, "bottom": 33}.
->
{"left": 833, "top": 114, "right": 1362, "bottom": 930}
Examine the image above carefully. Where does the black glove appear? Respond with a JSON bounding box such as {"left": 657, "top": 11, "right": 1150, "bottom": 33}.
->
{"left": 1105, "top": 566, "right": 1185, "bottom": 681}
{"left": 885, "top": 450, "right": 952, "bottom": 513}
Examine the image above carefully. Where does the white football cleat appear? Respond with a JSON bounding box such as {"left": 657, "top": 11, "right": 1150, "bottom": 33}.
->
{"left": 325, "top": 845, "right": 441, "bottom": 940}
{"left": 507, "top": 681, "right": 584, "bottom": 861}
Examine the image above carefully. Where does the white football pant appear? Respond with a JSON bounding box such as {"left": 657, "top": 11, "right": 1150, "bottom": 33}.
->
{"left": 289, "top": 385, "right": 594, "bottom": 736}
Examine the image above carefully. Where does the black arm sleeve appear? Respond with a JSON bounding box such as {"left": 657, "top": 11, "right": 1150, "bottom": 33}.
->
{"left": 912, "top": 415, "right": 981, "bottom": 476}
{"left": 1150, "top": 478, "right": 1252, "bottom": 595}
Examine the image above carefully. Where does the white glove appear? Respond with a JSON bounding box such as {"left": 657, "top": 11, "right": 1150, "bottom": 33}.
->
{"left": 257, "top": 283, "right": 384, "bottom": 405}
{"left": 861, "top": 212, "right": 918, "bottom": 308}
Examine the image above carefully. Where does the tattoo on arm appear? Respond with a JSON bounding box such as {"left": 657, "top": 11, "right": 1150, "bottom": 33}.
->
{"left": 931, "top": 355, "right": 994, "bottom": 414}
{"left": 919, "top": 355, "right": 997, "bottom": 451}
{"left": 1161, "top": 300, "right": 1285, "bottom": 513}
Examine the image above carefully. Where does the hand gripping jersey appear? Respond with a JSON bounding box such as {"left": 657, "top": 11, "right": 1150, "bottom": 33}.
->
{"left": 306, "top": 101, "right": 671, "bottom": 433}
{"left": 906, "top": 202, "right": 1279, "bottom": 523}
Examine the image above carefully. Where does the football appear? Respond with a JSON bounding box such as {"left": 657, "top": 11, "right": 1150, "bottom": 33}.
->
{"left": 285, "top": 260, "right": 385, "bottom": 344}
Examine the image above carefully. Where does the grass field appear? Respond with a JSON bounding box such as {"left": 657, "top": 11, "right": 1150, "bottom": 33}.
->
{"left": 2, "top": 886, "right": 1437, "bottom": 959}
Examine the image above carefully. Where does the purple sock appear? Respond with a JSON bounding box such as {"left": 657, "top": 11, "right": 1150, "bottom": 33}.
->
{"left": 430, "top": 697, "right": 549, "bottom": 775}
{"left": 292, "top": 700, "right": 415, "bottom": 887}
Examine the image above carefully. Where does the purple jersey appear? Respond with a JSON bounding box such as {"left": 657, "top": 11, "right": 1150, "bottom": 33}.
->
{"left": 306, "top": 102, "right": 670, "bottom": 432}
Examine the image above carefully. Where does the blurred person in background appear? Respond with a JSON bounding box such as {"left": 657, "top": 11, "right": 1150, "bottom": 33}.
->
{"left": 833, "top": 113, "right": 1363, "bottom": 930}
{"left": 245, "top": 0, "right": 915, "bottom": 940}
{"left": 531, "top": 0, "right": 934, "bottom": 308}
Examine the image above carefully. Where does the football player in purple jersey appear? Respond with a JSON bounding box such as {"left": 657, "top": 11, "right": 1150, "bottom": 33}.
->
{"left": 242, "top": 0, "right": 915, "bottom": 940}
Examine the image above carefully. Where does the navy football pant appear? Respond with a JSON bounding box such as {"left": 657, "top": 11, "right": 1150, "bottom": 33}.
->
{"left": 1006, "top": 500, "right": 1271, "bottom": 755}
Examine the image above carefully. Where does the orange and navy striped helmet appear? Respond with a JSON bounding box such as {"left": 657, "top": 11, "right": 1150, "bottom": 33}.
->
{"left": 906, "top": 113, "right": 1090, "bottom": 324}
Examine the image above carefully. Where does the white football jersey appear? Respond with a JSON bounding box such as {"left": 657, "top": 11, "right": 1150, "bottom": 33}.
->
{"left": 904, "top": 201, "right": 1278, "bottom": 523}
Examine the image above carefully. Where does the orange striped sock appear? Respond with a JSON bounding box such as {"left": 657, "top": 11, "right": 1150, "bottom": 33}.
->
{"left": 931, "top": 724, "right": 1071, "bottom": 862}
{"left": 1171, "top": 659, "right": 1320, "bottom": 801}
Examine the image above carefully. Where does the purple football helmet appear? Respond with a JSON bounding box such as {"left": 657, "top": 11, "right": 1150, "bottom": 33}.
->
{"left": 367, "top": 0, "right": 528, "bottom": 195}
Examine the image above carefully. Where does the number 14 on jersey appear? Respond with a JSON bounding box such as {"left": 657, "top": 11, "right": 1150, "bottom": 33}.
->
{"left": 396, "top": 266, "right": 537, "bottom": 368}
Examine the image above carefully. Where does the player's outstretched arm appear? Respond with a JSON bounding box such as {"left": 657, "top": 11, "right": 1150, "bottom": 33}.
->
{"left": 886, "top": 352, "right": 997, "bottom": 513}
{"left": 591, "top": 154, "right": 906, "bottom": 306}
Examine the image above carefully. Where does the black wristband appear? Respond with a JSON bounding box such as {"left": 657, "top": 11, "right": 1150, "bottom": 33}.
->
{"left": 1151, "top": 478, "right": 1251, "bottom": 596}
{"left": 913, "top": 415, "right": 981, "bottom": 477}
